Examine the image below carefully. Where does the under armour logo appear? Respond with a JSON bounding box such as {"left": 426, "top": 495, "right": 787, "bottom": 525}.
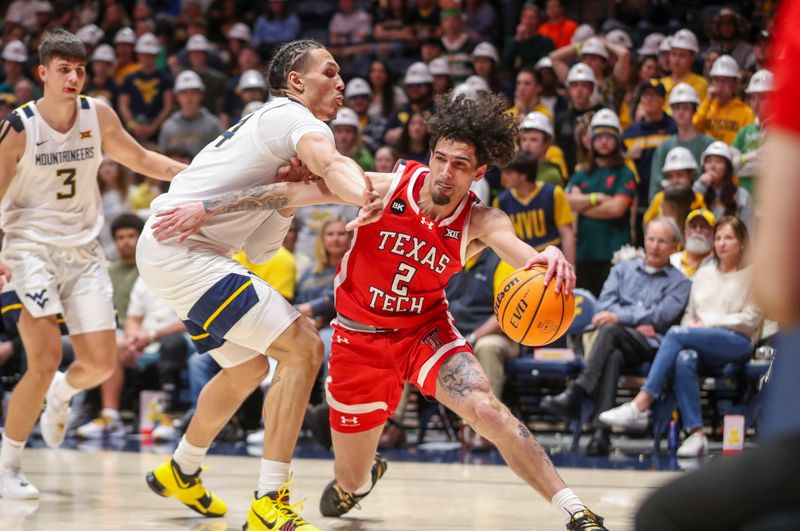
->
{"left": 25, "top": 289, "right": 48, "bottom": 309}
{"left": 336, "top": 335, "right": 349, "bottom": 344}
{"left": 421, "top": 327, "right": 442, "bottom": 350}
{"left": 444, "top": 228, "right": 461, "bottom": 240}
{"left": 340, "top": 416, "right": 359, "bottom": 426}
{"left": 420, "top": 216, "right": 434, "bottom": 230}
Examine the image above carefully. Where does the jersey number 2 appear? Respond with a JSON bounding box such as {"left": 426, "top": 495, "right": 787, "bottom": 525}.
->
{"left": 390, "top": 263, "right": 417, "bottom": 297}
{"left": 56, "top": 168, "right": 76, "bottom": 199}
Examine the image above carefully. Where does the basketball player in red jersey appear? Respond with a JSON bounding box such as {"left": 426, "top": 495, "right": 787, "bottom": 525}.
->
{"left": 154, "top": 93, "right": 606, "bottom": 530}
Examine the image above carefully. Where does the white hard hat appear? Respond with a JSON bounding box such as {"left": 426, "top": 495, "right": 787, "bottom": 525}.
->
{"left": 520, "top": 111, "right": 553, "bottom": 137}
{"left": 451, "top": 83, "right": 478, "bottom": 101}
{"left": 186, "top": 34, "right": 212, "bottom": 53}
{"left": 331, "top": 107, "right": 360, "bottom": 129}
{"left": 91, "top": 44, "right": 116, "bottom": 63}
{"left": 471, "top": 42, "right": 499, "bottom": 63}
{"left": 668, "top": 82, "right": 700, "bottom": 106}
{"left": 662, "top": 146, "right": 698, "bottom": 173}
{"left": 590, "top": 108, "right": 621, "bottom": 136}
{"left": 701, "top": 141, "right": 734, "bottom": 165}
{"left": 404, "top": 62, "right": 433, "bottom": 85}
{"left": 2, "top": 40, "right": 27, "bottom": 63}
{"left": 242, "top": 101, "right": 264, "bottom": 115}
{"left": 670, "top": 29, "right": 699, "bottom": 53}
{"left": 226, "top": 23, "right": 252, "bottom": 42}
{"left": 428, "top": 57, "right": 450, "bottom": 76}
{"left": 605, "top": 29, "right": 633, "bottom": 50}
{"left": 237, "top": 69, "right": 267, "bottom": 91}
{"left": 35, "top": 1, "right": 54, "bottom": 13}
{"left": 465, "top": 75, "right": 490, "bottom": 94}
{"left": 76, "top": 24, "right": 104, "bottom": 46}
{"left": 114, "top": 27, "right": 136, "bottom": 45}
{"left": 134, "top": 33, "right": 160, "bottom": 55}
{"left": 345, "top": 77, "right": 372, "bottom": 99}
{"left": 638, "top": 32, "right": 665, "bottom": 57}
{"left": 580, "top": 37, "right": 609, "bottom": 60}
{"left": 174, "top": 70, "right": 205, "bottom": 92}
{"left": 746, "top": 69, "right": 774, "bottom": 94}
{"left": 566, "top": 62, "right": 596, "bottom": 85}
{"left": 709, "top": 54, "right": 739, "bottom": 78}
{"left": 534, "top": 56, "right": 553, "bottom": 70}
{"left": 571, "top": 24, "right": 596, "bottom": 44}
{"left": 658, "top": 36, "right": 672, "bottom": 53}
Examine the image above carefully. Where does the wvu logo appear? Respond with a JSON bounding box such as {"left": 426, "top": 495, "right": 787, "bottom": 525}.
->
{"left": 79, "top": 130, "right": 92, "bottom": 139}
{"left": 340, "top": 416, "right": 359, "bottom": 426}
{"left": 444, "top": 228, "right": 461, "bottom": 240}
{"left": 25, "top": 289, "right": 48, "bottom": 309}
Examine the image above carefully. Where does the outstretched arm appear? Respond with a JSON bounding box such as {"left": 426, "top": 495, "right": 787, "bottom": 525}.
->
{"left": 96, "top": 99, "right": 186, "bottom": 181}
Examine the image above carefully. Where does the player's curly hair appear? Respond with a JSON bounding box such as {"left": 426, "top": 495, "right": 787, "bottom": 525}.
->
{"left": 427, "top": 93, "right": 517, "bottom": 168}
{"left": 267, "top": 39, "right": 326, "bottom": 97}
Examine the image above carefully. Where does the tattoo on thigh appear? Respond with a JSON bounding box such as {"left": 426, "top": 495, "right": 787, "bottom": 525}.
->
{"left": 437, "top": 353, "right": 486, "bottom": 400}
{"left": 518, "top": 422, "right": 532, "bottom": 438}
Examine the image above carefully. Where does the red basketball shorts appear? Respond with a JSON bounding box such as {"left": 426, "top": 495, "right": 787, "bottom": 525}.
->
{"left": 326, "top": 312, "right": 472, "bottom": 433}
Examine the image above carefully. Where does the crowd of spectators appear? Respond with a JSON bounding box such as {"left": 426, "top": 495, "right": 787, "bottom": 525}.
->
{"left": 0, "top": 0, "right": 778, "bottom": 456}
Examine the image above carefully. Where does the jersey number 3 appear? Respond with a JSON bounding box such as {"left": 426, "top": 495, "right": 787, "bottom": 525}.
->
{"left": 56, "top": 168, "right": 76, "bottom": 200}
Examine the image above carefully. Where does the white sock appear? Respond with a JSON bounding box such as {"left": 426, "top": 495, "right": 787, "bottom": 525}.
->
{"left": 101, "top": 408, "right": 120, "bottom": 420}
{"left": 1, "top": 433, "right": 26, "bottom": 470}
{"left": 551, "top": 488, "right": 585, "bottom": 524}
{"left": 172, "top": 436, "right": 208, "bottom": 476}
{"left": 52, "top": 372, "right": 80, "bottom": 403}
{"left": 256, "top": 459, "right": 290, "bottom": 498}
{"left": 353, "top": 474, "right": 372, "bottom": 495}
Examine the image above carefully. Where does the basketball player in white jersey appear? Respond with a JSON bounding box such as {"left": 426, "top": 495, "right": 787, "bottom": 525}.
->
{"left": 136, "top": 40, "right": 380, "bottom": 530}
{"left": 0, "top": 30, "right": 187, "bottom": 499}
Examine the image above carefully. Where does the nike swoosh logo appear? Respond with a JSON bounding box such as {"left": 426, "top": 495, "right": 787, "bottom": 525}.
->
{"left": 253, "top": 509, "right": 278, "bottom": 529}
{"left": 36, "top": 140, "right": 47, "bottom": 146}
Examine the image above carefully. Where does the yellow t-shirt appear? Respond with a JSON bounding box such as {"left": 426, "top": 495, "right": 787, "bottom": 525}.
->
{"left": 510, "top": 102, "right": 553, "bottom": 122}
{"left": 232, "top": 247, "right": 296, "bottom": 301}
{"left": 662, "top": 73, "right": 709, "bottom": 109}
{"left": 643, "top": 191, "right": 707, "bottom": 225}
{"left": 692, "top": 96, "right": 755, "bottom": 145}
{"left": 545, "top": 145, "right": 568, "bottom": 181}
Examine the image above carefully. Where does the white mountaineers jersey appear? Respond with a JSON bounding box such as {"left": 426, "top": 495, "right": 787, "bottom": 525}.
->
{"left": 150, "top": 97, "right": 334, "bottom": 257}
{"left": 1, "top": 95, "right": 103, "bottom": 246}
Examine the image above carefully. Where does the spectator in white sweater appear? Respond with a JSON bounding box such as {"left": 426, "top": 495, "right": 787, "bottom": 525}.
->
{"left": 598, "top": 216, "right": 762, "bottom": 457}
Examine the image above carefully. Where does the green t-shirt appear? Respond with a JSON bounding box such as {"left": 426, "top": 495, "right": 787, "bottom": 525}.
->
{"left": 732, "top": 123, "right": 763, "bottom": 190}
{"left": 567, "top": 165, "right": 636, "bottom": 262}
{"left": 351, "top": 147, "right": 374, "bottom": 172}
{"left": 107, "top": 261, "right": 139, "bottom": 323}
{"left": 648, "top": 133, "right": 715, "bottom": 202}
{"left": 537, "top": 160, "right": 565, "bottom": 187}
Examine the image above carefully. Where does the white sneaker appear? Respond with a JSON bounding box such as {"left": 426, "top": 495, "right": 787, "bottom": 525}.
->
{"left": 0, "top": 467, "right": 39, "bottom": 499}
{"left": 598, "top": 401, "right": 649, "bottom": 429}
{"left": 246, "top": 429, "right": 264, "bottom": 445}
{"left": 75, "top": 413, "right": 125, "bottom": 439}
{"left": 40, "top": 371, "right": 70, "bottom": 448}
{"left": 676, "top": 430, "right": 708, "bottom": 457}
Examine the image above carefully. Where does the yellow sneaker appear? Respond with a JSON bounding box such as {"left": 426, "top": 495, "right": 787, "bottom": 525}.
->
{"left": 146, "top": 458, "right": 226, "bottom": 517}
{"left": 244, "top": 482, "right": 320, "bottom": 530}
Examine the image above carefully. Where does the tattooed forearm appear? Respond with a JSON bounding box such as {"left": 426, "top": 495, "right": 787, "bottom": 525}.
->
{"left": 518, "top": 422, "right": 532, "bottom": 438}
{"left": 437, "top": 352, "right": 487, "bottom": 400}
{"left": 202, "top": 182, "right": 291, "bottom": 214}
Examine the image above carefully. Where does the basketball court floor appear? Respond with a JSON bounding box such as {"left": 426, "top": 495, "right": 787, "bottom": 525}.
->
{"left": 0, "top": 435, "right": 693, "bottom": 531}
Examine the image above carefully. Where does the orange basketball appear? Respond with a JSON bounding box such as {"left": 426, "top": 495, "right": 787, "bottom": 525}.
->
{"left": 493, "top": 266, "right": 575, "bottom": 346}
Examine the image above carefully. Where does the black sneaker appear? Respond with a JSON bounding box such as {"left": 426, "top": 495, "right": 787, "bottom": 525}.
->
{"left": 567, "top": 508, "right": 608, "bottom": 530}
{"left": 319, "top": 455, "right": 388, "bottom": 517}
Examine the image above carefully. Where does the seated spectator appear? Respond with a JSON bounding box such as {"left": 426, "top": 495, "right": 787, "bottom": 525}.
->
{"left": 656, "top": 36, "right": 672, "bottom": 78}
{"left": 661, "top": 29, "right": 708, "bottom": 104}
{"left": 660, "top": 185, "right": 697, "bottom": 232}
{"left": 368, "top": 59, "right": 407, "bottom": 120}
{"left": 295, "top": 204, "right": 358, "bottom": 263}
{"left": 554, "top": 63, "right": 604, "bottom": 173}
{"left": 733, "top": 69, "right": 773, "bottom": 193}
{"left": 541, "top": 218, "right": 691, "bottom": 455}
{"left": 374, "top": 145, "right": 399, "bottom": 173}
{"left": 158, "top": 70, "right": 223, "bottom": 159}
{"left": 619, "top": 55, "right": 658, "bottom": 129}
{"left": 745, "top": 29, "right": 770, "bottom": 74}
{"left": 566, "top": 109, "right": 636, "bottom": 296}
{"left": 518, "top": 111, "right": 567, "bottom": 185}
{"left": 223, "top": 23, "right": 252, "bottom": 76}
{"left": 406, "top": 0, "right": 440, "bottom": 41}
{"left": 599, "top": 217, "right": 762, "bottom": 457}
{"left": 106, "top": 214, "right": 145, "bottom": 327}
{"left": 463, "top": 0, "right": 496, "bottom": 41}
{"left": 538, "top": 0, "right": 578, "bottom": 49}
{"left": 13, "top": 79, "right": 34, "bottom": 107}
{"left": 534, "top": 57, "right": 568, "bottom": 119}
{"left": 0, "top": 41, "right": 36, "bottom": 96}
{"left": 329, "top": 0, "right": 372, "bottom": 59}
{"left": 220, "top": 48, "right": 264, "bottom": 126}
{"left": 428, "top": 57, "right": 453, "bottom": 96}
{"left": 112, "top": 28, "right": 140, "bottom": 84}
{"left": 693, "top": 141, "right": 754, "bottom": 232}
{"left": 252, "top": 1, "right": 301, "bottom": 49}
{"left": 471, "top": 42, "right": 511, "bottom": 98}
{"left": 693, "top": 55, "right": 755, "bottom": 145}
{"left": 344, "top": 77, "right": 387, "bottom": 154}
{"left": 509, "top": 68, "right": 551, "bottom": 122}
{"left": 85, "top": 45, "right": 119, "bottom": 107}
{"left": 118, "top": 33, "right": 173, "bottom": 143}
{"left": 705, "top": 8, "right": 753, "bottom": 69}
{"left": 98, "top": 158, "right": 133, "bottom": 260}
{"left": 373, "top": 0, "right": 413, "bottom": 43}
{"left": 670, "top": 209, "right": 716, "bottom": 277}
{"left": 644, "top": 146, "right": 706, "bottom": 225}
{"left": 397, "top": 111, "right": 431, "bottom": 165}
{"left": 550, "top": 36, "right": 631, "bottom": 111}
{"left": 331, "top": 108, "right": 374, "bottom": 171}
{"left": 384, "top": 62, "right": 434, "bottom": 146}
{"left": 439, "top": 7, "right": 478, "bottom": 83}
{"left": 494, "top": 152, "right": 575, "bottom": 263}
{"left": 649, "top": 83, "right": 715, "bottom": 202}
{"left": 0, "top": 93, "right": 17, "bottom": 121}
{"left": 184, "top": 34, "right": 227, "bottom": 115}
{"left": 502, "top": 3, "right": 554, "bottom": 72}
